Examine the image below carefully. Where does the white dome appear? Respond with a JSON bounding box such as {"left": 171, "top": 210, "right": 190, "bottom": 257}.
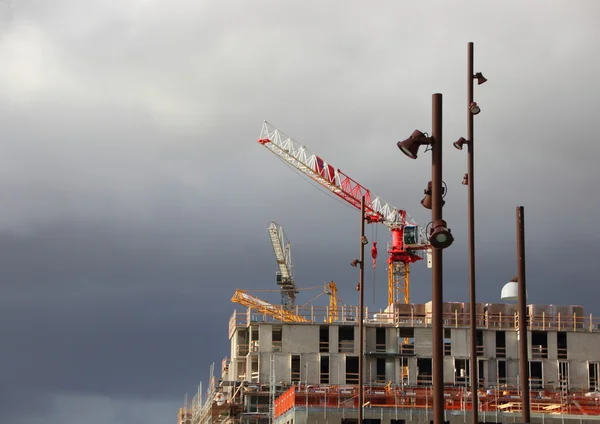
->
{"left": 500, "top": 281, "right": 519, "bottom": 301}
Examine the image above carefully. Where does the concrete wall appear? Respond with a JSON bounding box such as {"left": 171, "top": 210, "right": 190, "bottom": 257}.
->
{"left": 484, "top": 330, "right": 496, "bottom": 357}
{"left": 329, "top": 354, "right": 344, "bottom": 384}
{"left": 506, "top": 330, "right": 519, "bottom": 360}
{"left": 451, "top": 329, "right": 469, "bottom": 357}
{"left": 387, "top": 327, "right": 398, "bottom": 353}
{"left": 329, "top": 325, "right": 339, "bottom": 354}
{"left": 544, "top": 359, "right": 558, "bottom": 388}
{"left": 259, "top": 325, "right": 272, "bottom": 353}
{"left": 365, "top": 326, "right": 376, "bottom": 353}
{"left": 567, "top": 332, "right": 600, "bottom": 361}
{"left": 414, "top": 328, "right": 432, "bottom": 356}
{"left": 283, "top": 324, "right": 319, "bottom": 353}
{"left": 547, "top": 331, "right": 558, "bottom": 360}
{"left": 443, "top": 357, "right": 454, "bottom": 384}
{"left": 570, "top": 360, "right": 590, "bottom": 390}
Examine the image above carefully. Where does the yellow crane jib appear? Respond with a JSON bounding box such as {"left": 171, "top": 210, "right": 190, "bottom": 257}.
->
{"left": 231, "top": 289, "right": 311, "bottom": 323}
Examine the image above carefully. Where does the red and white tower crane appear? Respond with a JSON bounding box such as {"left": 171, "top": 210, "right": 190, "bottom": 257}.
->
{"left": 258, "top": 121, "right": 431, "bottom": 306}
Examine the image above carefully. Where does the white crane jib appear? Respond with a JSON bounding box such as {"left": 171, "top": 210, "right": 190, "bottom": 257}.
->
{"left": 267, "top": 222, "right": 297, "bottom": 310}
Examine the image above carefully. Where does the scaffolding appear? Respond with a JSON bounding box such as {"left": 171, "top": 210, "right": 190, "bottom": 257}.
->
{"left": 273, "top": 384, "right": 600, "bottom": 419}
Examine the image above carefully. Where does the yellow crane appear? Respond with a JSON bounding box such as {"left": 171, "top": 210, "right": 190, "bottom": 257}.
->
{"left": 231, "top": 289, "right": 310, "bottom": 323}
{"left": 325, "top": 281, "right": 340, "bottom": 323}
{"left": 231, "top": 281, "right": 341, "bottom": 324}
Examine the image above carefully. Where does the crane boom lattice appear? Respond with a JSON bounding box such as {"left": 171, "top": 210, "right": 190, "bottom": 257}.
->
{"left": 267, "top": 222, "right": 297, "bottom": 310}
{"left": 231, "top": 290, "right": 310, "bottom": 323}
{"left": 258, "top": 121, "right": 431, "bottom": 306}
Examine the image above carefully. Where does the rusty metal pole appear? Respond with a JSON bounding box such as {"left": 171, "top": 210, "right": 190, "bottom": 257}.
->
{"left": 517, "top": 206, "right": 530, "bottom": 423}
{"left": 358, "top": 195, "right": 366, "bottom": 423}
{"left": 431, "top": 93, "right": 445, "bottom": 424}
{"left": 467, "top": 41, "right": 479, "bottom": 424}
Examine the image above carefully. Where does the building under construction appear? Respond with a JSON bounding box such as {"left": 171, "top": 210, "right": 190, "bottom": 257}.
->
{"left": 178, "top": 300, "right": 600, "bottom": 424}
{"left": 178, "top": 123, "right": 600, "bottom": 424}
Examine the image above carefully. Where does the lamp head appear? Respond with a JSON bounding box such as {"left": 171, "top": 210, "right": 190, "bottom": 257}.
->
{"left": 420, "top": 181, "right": 445, "bottom": 210}
{"left": 397, "top": 130, "right": 432, "bottom": 159}
{"left": 429, "top": 219, "right": 454, "bottom": 249}
{"left": 469, "top": 102, "right": 481, "bottom": 115}
{"left": 453, "top": 137, "right": 469, "bottom": 150}
{"left": 474, "top": 72, "right": 487, "bottom": 85}
{"left": 461, "top": 173, "right": 469, "bottom": 186}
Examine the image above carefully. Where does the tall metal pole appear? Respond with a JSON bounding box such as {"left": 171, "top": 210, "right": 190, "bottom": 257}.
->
{"left": 517, "top": 206, "right": 530, "bottom": 423}
{"left": 431, "top": 93, "right": 445, "bottom": 424}
{"left": 467, "top": 41, "right": 479, "bottom": 424}
{"left": 358, "top": 195, "right": 366, "bottom": 423}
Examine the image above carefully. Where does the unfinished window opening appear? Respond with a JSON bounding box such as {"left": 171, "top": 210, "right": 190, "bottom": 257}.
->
{"left": 530, "top": 361, "right": 543, "bottom": 389}
{"left": 250, "top": 326, "right": 259, "bottom": 352}
{"left": 557, "top": 331, "right": 568, "bottom": 359}
{"left": 444, "top": 328, "right": 451, "bottom": 356}
{"left": 291, "top": 355, "right": 301, "bottom": 383}
{"left": 339, "top": 326, "right": 355, "bottom": 353}
{"left": 237, "top": 329, "right": 249, "bottom": 356}
{"left": 495, "top": 331, "right": 506, "bottom": 358}
{"left": 272, "top": 326, "right": 282, "bottom": 352}
{"left": 478, "top": 359, "right": 486, "bottom": 387}
{"left": 476, "top": 330, "right": 484, "bottom": 356}
{"left": 589, "top": 362, "right": 599, "bottom": 391}
{"left": 399, "top": 328, "right": 414, "bottom": 354}
{"left": 375, "top": 327, "right": 386, "bottom": 352}
{"left": 376, "top": 357, "right": 386, "bottom": 382}
{"left": 391, "top": 420, "right": 406, "bottom": 424}
{"left": 250, "top": 356, "right": 259, "bottom": 383}
{"left": 237, "top": 360, "right": 246, "bottom": 380}
{"left": 417, "top": 358, "right": 432, "bottom": 386}
{"left": 531, "top": 331, "right": 548, "bottom": 359}
{"left": 346, "top": 356, "right": 359, "bottom": 384}
{"left": 497, "top": 360, "right": 507, "bottom": 385}
{"left": 320, "top": 355, "right": 329, "bottom": 384}
{"left": 455, "top": 358, "right": 470, "bottom": 385}
{"left": 400, "top": 357, "right": 409, "bottom": 382}
{"left": 558, "top": 361, "right": 569, "bottom": 387}
{"left": 319, "top": 326, "right": 329, "bottom": 353}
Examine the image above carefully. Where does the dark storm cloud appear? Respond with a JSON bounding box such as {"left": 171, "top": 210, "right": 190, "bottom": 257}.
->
{"left": 1, "top": 0, "right": 599, "bottom": 423}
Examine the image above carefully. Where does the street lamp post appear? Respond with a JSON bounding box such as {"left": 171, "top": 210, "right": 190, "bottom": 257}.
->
{"left": 454, "top": 42, "right": 487, "bottom": 424}
{"left": 358, "top": 196, "right": 366, "bottom": 424}
{"left": 397, "top": 93, "right": 454, "bottom": 424}
{"left": 516, "top": 206, "right": 531, "bottom": 423}
{"left": 430, "top": 93, "right": 445, "bottom": 424}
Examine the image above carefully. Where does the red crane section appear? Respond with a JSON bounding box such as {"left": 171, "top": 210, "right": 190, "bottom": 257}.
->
{"left": 257, "top": 121, "right": 430, "bottom": 305}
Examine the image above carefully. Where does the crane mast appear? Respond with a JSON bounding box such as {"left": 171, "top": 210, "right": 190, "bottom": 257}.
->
{"left": 267, "top": 222, "right": 297, "bottom": 310}
{"left": 258, "top": 121, "right": 430, "bottom": 306}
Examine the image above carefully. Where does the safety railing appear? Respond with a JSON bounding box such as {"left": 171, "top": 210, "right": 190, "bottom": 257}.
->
{"left": 236, "top": 344, "right": 249, "bottom": 356}
{"left": 273, "top": 383, "right": 600, "bottom": 419}
{"left": 229, "top": 308, "right": 600, "bottom": 332}
{"left": 532, "top": 345, "right": 549, "bottom": 359}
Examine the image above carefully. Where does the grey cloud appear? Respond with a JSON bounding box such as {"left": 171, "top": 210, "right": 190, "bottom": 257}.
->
{"left": 1, "top": 1, "right": 600, "bottom": 423}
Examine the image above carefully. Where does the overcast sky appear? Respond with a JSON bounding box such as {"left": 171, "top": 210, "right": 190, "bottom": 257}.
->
{"left": 1, "top": 1, "right": 599, "bottom": 423}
